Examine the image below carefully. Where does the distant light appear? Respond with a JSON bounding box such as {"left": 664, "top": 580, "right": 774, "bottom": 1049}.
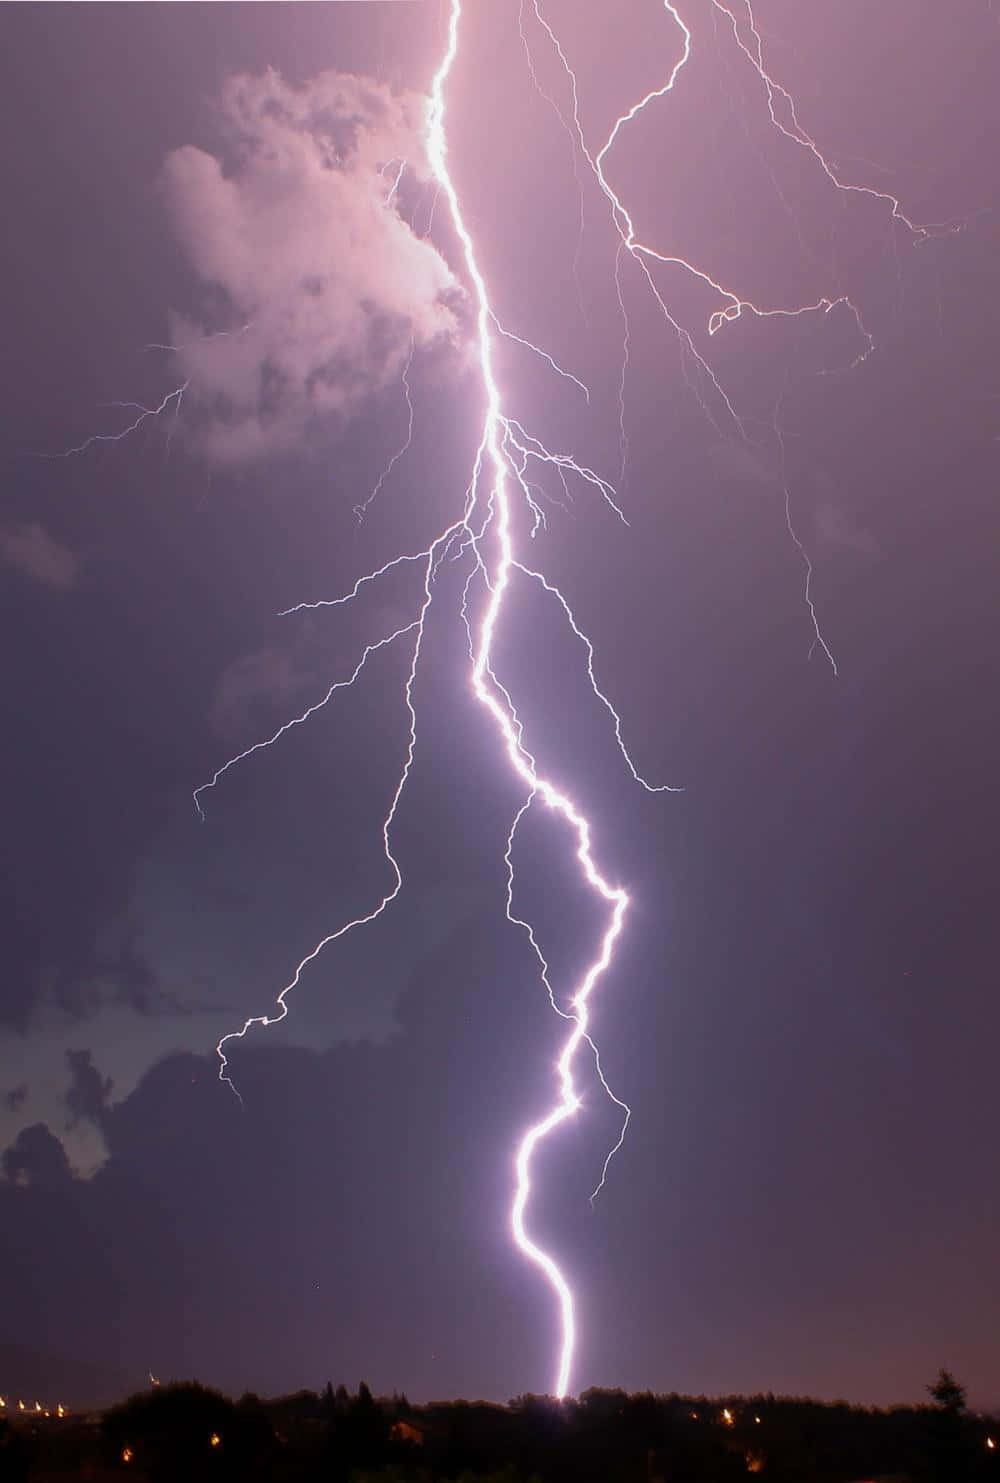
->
{"left": 18, "top": 1401, "right": 25, "bottom": 1412}
{"left": 988, "top": 1437, "right": 996, "bottom": 1450}
{"left": 34, "top": 1402, "right": 42, "bottom": 1413}
{"left": 57, "top": 1405, "right": 66, "bottom": 1418}
{"left": 0, "top": 1397, "right": 5, "bottom": 1408}
{"left": 754, "top": 1415, "right": 761, "bottom": 1424}
{"left": 722, "top": 1408, "right": 734, "bottom": 1426}
{"left": 690, "top": 1411, "right": 699, "bottom": 1420}
{"left": 122, "top": 1447, "right": 134, "bottom": 1464}
{"left": 210, "top": 1432, "right": 221, "bottom": 1448}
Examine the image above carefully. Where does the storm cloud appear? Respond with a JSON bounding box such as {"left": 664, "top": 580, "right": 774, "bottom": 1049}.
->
{"left": 162, "top": 68, "right": 461, "bottom": 464}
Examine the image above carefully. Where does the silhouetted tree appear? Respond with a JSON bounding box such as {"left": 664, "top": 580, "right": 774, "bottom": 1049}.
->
{"left": 928, "top": 1368, "right": 968, "bottom": 1413}
{"left": 922, "top": 1369, "right": 974, "bottom": 1483}
{"left": 326, "top": 1382, "right": 391, "bottom": 1481}
{"left": 29, "top": 1380, "right": 1000, "bottom": 1483}
{"left": 0, "top": 1417, "right": 30, "bottom": 1483}
{"left": 103, "top": 1380, "right": 272, "bottom": 1482}
{"left": 351, "top": 1381, "right": 390, "bottom": 1463}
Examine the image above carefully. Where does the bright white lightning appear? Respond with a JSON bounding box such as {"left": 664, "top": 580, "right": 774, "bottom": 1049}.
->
{"left": 426, "top": 0, "right": 642, "bottom": 1401}
{"left": 201, "top": 0, "right": 669, "bottom": 1401}
{"left": 193, "top": 0, "right": 957, "bottom": 1405}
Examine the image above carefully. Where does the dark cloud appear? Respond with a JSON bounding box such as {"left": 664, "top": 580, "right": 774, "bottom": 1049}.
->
{"left": 5, "top": 1084, "right": 28, "bottom": 1112}
{"left": 0, "top": 520, "right": 79, "bottom": 590}
{"left": 3, "top": 1123, "right": 73, "bottom": 1189}
{"left": 65, "top": 1049, "right": 113, "bottom": 1129}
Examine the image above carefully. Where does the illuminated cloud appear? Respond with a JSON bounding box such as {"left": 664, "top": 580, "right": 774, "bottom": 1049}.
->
{"left": 0, "top": 521, "right": 79, "bottom": 590}
{"left": 161, "top": 68, "right": 461, "bottom": 464}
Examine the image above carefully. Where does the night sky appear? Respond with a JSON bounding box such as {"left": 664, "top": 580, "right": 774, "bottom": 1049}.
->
{"left": 2, "top": 0, "right": 999, "bottom": 1411}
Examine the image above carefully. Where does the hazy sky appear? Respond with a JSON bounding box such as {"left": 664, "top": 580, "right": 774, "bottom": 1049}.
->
{"left": 2, "top": 0, "right": 999, "bottom": 1410}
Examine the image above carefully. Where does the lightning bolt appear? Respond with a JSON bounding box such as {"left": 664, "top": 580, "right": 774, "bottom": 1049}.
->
{"left": 186, "top": 0, "right": 967, "bottom": 1402}
{"left": 36, "top": 0, "right": 967, "bottom": 1403}
{"left": 197, "top": 0, "right": 678, "bottom": 1401}
{"left": 425, "top": 2, "right": 652, "bottom": 1389}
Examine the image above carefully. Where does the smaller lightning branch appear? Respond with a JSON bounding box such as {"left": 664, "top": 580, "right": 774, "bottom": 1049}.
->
{"left": 528, "top": 1, "right": 869, "bottom": 400}
{"left": 354, "top": 340, "right": 416, "bottom": 521}
{"left": 144, "top": 323, "right": 254, "bottom": 354}
{"left": 708, "top": 0, "right": 961, "bottom": 240}
{"left": 210, "top": 517, "right": 462, "bottom": 1100}
{"left": 517, "top": 0, "right": 962, "bottom": 667}
{"left": 613, "top": 241, "right": 632, "bottom": 486}
{"left": 513, "top": 560, "right": 678, "bottom": 795}
{"left": 382, "top": 157, "right": 407, "bottom": 209}
{"left": 771, "top": 394, "right": 837, "bottom": 675}
{"left": 491, "top": 312, "right": 591, "bottom": 405}
{"left": 192, "top": 619, "right": 421, "bottom": 822}
{"left": 515, "top": 0, "right": 589, "bottom": 327}
{"left": 37, "top": 383, "right": 188, "bottom": 460}
{"left": 522, "top": 0, "right": 973, "bottom": 432}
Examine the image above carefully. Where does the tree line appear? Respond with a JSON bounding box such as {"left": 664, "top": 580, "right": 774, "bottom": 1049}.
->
{"left": 2, "top": 1368, "right": 996, "bottom": 1482}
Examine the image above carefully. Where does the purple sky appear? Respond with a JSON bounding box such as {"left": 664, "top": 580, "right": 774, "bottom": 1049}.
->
{"left": 2, "top": 0, "right": 1000, "bottom": 1410}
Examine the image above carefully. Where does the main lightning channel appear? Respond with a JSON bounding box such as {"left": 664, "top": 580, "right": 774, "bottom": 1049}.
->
{"left": 428, "top": 0, "right": 631, "bottom": 1400}
{"left": 202, "top": 0, "right": 669, "bottom": 1402}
